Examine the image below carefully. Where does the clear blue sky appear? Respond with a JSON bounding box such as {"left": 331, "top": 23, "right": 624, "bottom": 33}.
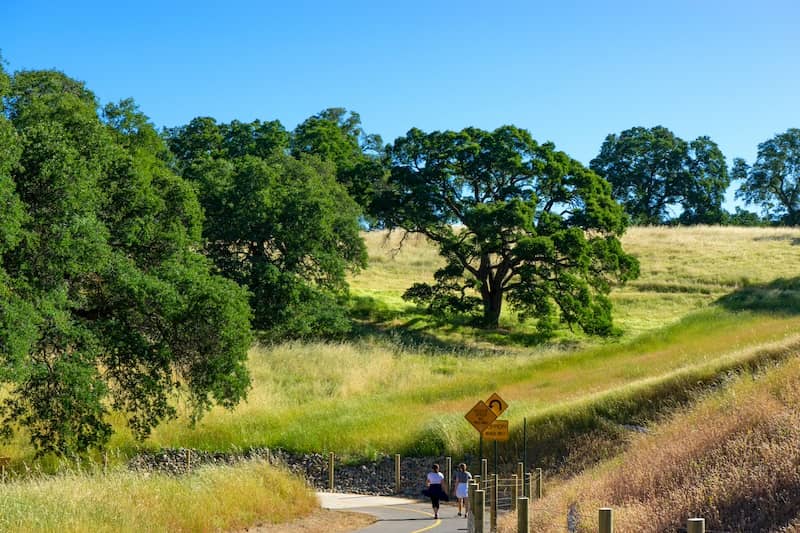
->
{"left": 4, "top": 0, "right": 799, "bottom": 209}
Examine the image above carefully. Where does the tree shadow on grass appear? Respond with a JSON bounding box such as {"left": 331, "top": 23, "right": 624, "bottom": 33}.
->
{"left": 347, "top": 295, "right": 572, "bottom": 355}
{"left": 716, "top": 277, "right": 800, "bottom": 314}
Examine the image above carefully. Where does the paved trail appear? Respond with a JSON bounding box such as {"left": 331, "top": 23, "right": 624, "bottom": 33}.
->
{"left": 317, "top": 493, "right": 486, "bottom": 533}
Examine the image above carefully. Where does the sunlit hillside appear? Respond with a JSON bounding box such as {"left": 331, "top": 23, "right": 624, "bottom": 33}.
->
{"left": 498, "top": 355, "right": 800, "bottom": 533}
{"left": 351, "top": 226, "right": 800, "bottom": 340}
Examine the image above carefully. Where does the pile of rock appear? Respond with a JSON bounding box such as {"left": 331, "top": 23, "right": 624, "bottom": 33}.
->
{"left": 128, "top": 448, "right": 457, "bottom": 497}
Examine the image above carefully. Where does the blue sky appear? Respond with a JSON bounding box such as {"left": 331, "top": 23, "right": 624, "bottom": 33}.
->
{"left": 3, "top": 0, "right": 799, "bottom": 210}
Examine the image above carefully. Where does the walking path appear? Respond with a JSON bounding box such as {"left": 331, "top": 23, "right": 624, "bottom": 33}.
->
{"left": 317, "top": 493, "right": 485, "bottom": 533}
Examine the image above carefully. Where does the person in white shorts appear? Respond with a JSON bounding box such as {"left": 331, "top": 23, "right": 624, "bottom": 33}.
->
{"left": 454, "top": 462, "right": 472, "bottom": 517}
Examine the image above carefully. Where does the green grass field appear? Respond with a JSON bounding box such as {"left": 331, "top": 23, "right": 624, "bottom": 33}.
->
{"left": 4, "top": 225, "right": 800, "bottom": 530}
{"left": 145, "top": 226, "right": 800, "bottom": 454}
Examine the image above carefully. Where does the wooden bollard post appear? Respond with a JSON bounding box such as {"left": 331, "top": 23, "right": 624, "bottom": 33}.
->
{"left": 534, "top": 468, "right": 543, "bottom": 499}
{"left": 517, "top": 496, "right": 530, "bottom": 533}
{"left": 599, "top": 508, "right": 614, "bottom": 533}
{"left": 186, "top": 449, "right": 191, "bottom": 471}
{"left": 328, "top": 452, "right": 335, "bottom": 491}
{"left": 490, "top": 473, "right": 498, "bottom": 532}
{"left": 446, "top": 456, "right": 452, "bottom": 494}
{"left": 524, "top": 472, "right": 532, "bottom": 498}
{"left": 687, "top": 518, "right": 705, "bottom": 533}
{"left": 468, "top": 480, "right": 478, "bottom": 532}
{"left": 511, "top": 474, "right": 518, "bottom": 511}
{"left": 395, "top": 454, "right": 401, "bottom": 494}
{"left": 474, "top": 489, "right": 485, "bottom": 533}
{"left": 481, "top": 458, "right": 488, "bottom": 486}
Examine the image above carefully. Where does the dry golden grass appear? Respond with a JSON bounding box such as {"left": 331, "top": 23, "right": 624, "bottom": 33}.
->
{"left": 238, "top": 510, "right": 374, "bottom": 533}
{"left": 0, "top": 460, "right": 317, "bottom": 532}
{"left": 613, "top": 225, "right": 800, "bottom": 336}
{"left": 622, "top": 225, "right": 800, "bottom": 289}
{"left": 498, "top": 356, "right": 800, "bottom": 533}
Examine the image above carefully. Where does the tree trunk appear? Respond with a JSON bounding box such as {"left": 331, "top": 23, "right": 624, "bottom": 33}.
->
{"left": 481, "top": 288, "right": 503, "bottom": 328}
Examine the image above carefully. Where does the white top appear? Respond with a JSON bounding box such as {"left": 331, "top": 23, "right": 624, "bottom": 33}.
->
{"left": 427, "top": 472, "right": 445, "bottom": 484}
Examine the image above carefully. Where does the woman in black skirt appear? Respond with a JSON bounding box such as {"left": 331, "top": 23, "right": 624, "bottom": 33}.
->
{"left": 423, "top": 463, "right": 448, "bottom": 519}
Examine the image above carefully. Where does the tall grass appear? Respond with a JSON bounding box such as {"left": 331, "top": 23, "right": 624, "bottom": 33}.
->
{"left": 128, "top": 309, "right": 800, "bottom": 461}
{"left": 613, "top": 225, "right": 800, "bottom": 337}
{"left": 499, "top": 355, "right": 800, "bottom": 532}
{"left": 0, "top": 460, "right": 316, "bottom": 532}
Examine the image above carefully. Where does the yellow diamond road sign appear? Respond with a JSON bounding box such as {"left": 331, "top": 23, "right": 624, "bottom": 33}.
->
{"left": 486, "top": 392, "right": 508, "bottom": 417}
{"left": 483, "top": 420, "right": 509, "bottom": 441}
{"left": 465, "top": 400, "right": 497, "bottom": 433}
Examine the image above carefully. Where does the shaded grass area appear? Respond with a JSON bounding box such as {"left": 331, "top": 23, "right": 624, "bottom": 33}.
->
{"left": 717, "top": 276, "right": 800, "bottom": 314}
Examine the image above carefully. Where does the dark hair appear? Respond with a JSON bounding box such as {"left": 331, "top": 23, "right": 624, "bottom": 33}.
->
{"left": 432, "top": 463, "right": 440, "bottom": 472}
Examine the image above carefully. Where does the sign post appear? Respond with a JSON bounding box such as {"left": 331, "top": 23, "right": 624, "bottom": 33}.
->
{"left": 465, "top": 394, "right": 509, "bottom": 480}
{"left": 483, "top": 419, "right": 509, "bottom": 474}
{"left": 465, "top": 400, "right": 496, "bottom": 474}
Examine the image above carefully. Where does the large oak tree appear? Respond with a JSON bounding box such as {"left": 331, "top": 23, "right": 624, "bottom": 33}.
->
{"left": 590, "top": 126, "right": 729, "bottom": 225}
{"left": 291, "top": 108, "right": 387, "bottom": 220}
{"left": 375, "top": 126, "right": 639, "bottom": 335}
{"left": 166, "top": 117, "right": 367, "bottom": 338}
{"left": 0, "top": 69, "right": 252, "bottom": 455}
{"left": 734, "top": 129, "right": 800, "bottom": 225}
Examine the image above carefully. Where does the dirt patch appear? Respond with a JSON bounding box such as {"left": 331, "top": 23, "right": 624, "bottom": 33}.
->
{"left": 236, "top": 509, "right": 375, "bottom": 532}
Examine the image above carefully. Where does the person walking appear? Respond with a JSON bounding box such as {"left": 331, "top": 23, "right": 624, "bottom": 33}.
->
{"left": 454, "top": 463, "right": 472, "bottom": 517}
{"left": 423, "top": 463, "right": 448, "bottom": 519}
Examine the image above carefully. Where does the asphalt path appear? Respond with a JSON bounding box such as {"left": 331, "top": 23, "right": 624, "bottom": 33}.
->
{"left": 317, "top": 493, "right": 487, "bottom": 533}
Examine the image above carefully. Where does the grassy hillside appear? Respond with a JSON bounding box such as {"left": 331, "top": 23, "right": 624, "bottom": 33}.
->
{"left": 499, "top": 355, "right": 800, "bottom": 532}
{"left": 2, "top": 225, "right": 800, "bottom": 531}
{"left": 354, "top": 226, "right": 800, "bottom": 341}
{"left": 99, "top": 226, "right": 800, "bottom": 460}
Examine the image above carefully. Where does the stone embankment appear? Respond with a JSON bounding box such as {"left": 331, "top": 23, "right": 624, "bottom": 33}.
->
{"left": 128, "top": 448, "right": 454, "bottom": 497}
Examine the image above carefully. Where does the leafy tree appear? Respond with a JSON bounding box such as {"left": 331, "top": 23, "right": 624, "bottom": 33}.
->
{"left": 722, "top": 207, "right": 768, "bottom": 227}
{"left": 679, "top": 136, "right": 729, "bottom": 225}
{"left": 375, "top": 126, "right": 639, "bottom": 334}
{"left": 0, "top": 69, "right": 252, "bottom": 455}
{"left": 166, "top": 118, "right": 367, "bottom": 338}
{"left": 590, "top": 126, "right": 729, "bottom": 225}
{"left": 164, "top": 117, "right": 289, "bottom": 164}
{"left": 734, "top": 129, "right": 800, "bottom": 225}
{"left": 292, "top": 108, "right": 386, "bottom": 216}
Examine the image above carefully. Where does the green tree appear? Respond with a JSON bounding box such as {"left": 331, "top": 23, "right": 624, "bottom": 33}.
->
{"left": 374, "top": 126, "right": 639, "bottom": 334}
{"left": 0, "top": 69, "right": 252, "bottom": 455}
{"left": 679, "top": 136, "right": 729, "bottom": 224}
{"left": 590, "top": 126, "right": 729, "bottom": 225}
{"left": 167, "top": 118, "right": 367, "bottom": 338}
{"left": 291, "top": 108, "right": 386, "bottom": 216}
{"left": 734, "top": 129, "right": 800, "bottom": 225}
